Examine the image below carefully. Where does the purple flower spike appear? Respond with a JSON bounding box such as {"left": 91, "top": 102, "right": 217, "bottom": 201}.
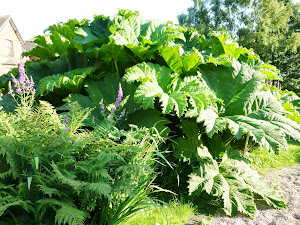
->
{"left": 118, "top": 86, "right": 123, "bottom": 99}
{"left": 19, "top": 61, "right": 25, "bottom": 75}
{"left": 16, "top": 88, "right": 22, "bottom": 94}
{"left": 63, "top": 117, "right": 68, "bottom": 124}
{"left": 64, "top": 127, "right": 70, "bottom": 131}
{"left": 25, "top": 85, "right": 32, "bottom": 91}
{"left": 114, "top": 85, "right": 123, "bottom": 107}
{"left": 120, "top": 110, "right": 125, "bottom": 118}
{"left": 19, "top": 75, "right": 26, "bottom": 84}
{"left": 101, "top": 103, "right": 105, "bottom": 109}
{"left": 8, "top": 89, "right": 13, "bottom": 95}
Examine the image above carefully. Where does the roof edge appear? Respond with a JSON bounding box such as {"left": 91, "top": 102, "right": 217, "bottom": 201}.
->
{"left": 0, "top": 16, "right": 25, "bottom": 45}
{"left": 9, "top": 18, "right": 25, "bottom": 45}
{"left": 0, "top": 15, "right": 10, "bottom": 32}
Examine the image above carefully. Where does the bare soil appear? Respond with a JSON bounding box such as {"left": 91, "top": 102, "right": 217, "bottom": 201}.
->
{"left": 186, "top": 164, "right": 300, "bottom": 225}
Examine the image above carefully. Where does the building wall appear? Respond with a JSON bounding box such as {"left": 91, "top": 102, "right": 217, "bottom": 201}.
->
{"left": 0, "top": 20, "right": 23, "bottom": 75}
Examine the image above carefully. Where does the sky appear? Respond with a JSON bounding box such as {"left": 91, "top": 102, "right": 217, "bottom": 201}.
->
{"left": 0, "top": 0, "right": 194, "bottom": 41}
{"left": 1, "top": 0, "right": 299, "bottom": 41}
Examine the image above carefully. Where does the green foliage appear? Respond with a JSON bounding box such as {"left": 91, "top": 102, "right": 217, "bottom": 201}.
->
{"left": 124, "top": 62, "right": 215, "bottom": 117}
{"left": 120, "top": 201, "right": 195, "bottom": 225}
{"left": 178, "top": 0, "right": 252, "bottom": 37}
{"left": 39, "top": 67, "right": 95, "bottom": 95}
{"left": 173, "top": 119, "right": 286, "bottom": 218}
{"left": 0, "top": 100, "right": 162, "bottom": 224}
{"left": 1, "top": 10, "right": 298, "bottom": 219}
{"left": 199, "top": 61, "right": 300, "bottom": 153}
{"left": 179, "top": 0, "right": 300, "bottom": 95}
{"left": 247, "top": 141, "right": 300, "bottom": 173}
{"left": 188, "top": 147, "right": 287, "bottom": 218}
{"left": 268, "top": 86, "right": 300, "bottom": 124}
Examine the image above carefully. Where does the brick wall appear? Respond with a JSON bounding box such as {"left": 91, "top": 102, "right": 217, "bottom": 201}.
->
{"left": 0, "top": 20, "right": 23, "bottom": 75}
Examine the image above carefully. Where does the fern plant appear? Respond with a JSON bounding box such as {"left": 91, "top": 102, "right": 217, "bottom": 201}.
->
{"left": 0, "top": 99, "right": 163, "bottom": 224}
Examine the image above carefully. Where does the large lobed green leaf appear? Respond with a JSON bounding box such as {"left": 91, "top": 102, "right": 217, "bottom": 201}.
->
{"left": 39, "top": 67, "right": 94, "bottom": 95}
{"left": 200, "top": 59, "right": 300, "bottom": 153}
{"left": 188, "top": 148, "right": 286, "bottom": 218}
{"left": 124, "top": 62, "right": 216, "bottom": 118}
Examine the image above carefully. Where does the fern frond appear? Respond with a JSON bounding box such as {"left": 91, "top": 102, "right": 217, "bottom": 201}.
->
{"left": 84, "top": 182, "right": 111, "bottom": 199}
{"left": 55, "top": 204, "right": 88, "bottom": 225}
{"left": 37, "top": 198, "right": 65, "bottom": 211}
{"left": 0, "top": 196, "right": 32, "bottom": 217}
{"left": 51, "top": 162, "right": 84, "bottom": 194}
{"left": 0, "top": 170, "right": 13, "bottom": 180}
{"left": 38, "top": 184, "right": 61, "bottom": 198}
{"left": 65, "top": 102, "right": 93, "bottom": 134}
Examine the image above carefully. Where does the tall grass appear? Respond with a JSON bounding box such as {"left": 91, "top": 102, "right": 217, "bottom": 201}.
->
{"left": 247, "top": 141, "right": 300, "bottom": 173}
{"left": 120, "top": 201, "right": 195, "bottom": 225}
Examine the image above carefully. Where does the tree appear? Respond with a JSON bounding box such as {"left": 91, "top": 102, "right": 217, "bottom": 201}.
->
{"left": 178, "top": 0, "right": 252, "bottom": 37}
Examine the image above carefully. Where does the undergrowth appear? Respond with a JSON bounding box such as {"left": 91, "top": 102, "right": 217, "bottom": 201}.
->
{"left": 248, "top": 141, "right": 300, "bottom": 173}
{"left": 120, "top": 201, "right": 195, "bottom": 225}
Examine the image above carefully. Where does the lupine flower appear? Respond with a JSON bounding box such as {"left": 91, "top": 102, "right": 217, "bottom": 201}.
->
{"left": 9, "top": 70, "right": 35, "bottom": 96}
{"left": 63, "top": 117, "right": 68, "bottom": 124}
{"left": 266, "top": 80, "right": 269, "bottom": 85}
{"left": 101, "top": 103, "right": 105, "bottom": 109}
{"left": 19, "top": 61, "right": 25, "bottom": 75}
{"left": 16, "top": 88, "right": 22, "bottom": 94}
{"left": 120, "top": 110, "right": 125, "bottom": 118}
{"left": 114, "top": 84, "right": 123, "bottom": 107}
{"left": 19, "top": 75, "right": 26, "bottom": 85}
{"left": 277, "top": 81, "right": 280, "bottom": 89}
{"left": 8, "top": 88, "right": 13, "bottom": 95}
{"left": 63, "top": 115, "right": 69, "bottom": 131}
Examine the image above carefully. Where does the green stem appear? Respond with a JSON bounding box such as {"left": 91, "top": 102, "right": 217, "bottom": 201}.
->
{"left": 243, "top": 132, "right": 250, "bottom": 157}
{"left": 225, "top": 135, "right": 235, "bottom": 146}
{"left": 114, "top": 60, "right": 119, "bottom": 75}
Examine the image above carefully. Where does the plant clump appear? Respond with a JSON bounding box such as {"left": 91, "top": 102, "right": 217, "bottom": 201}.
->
{"left": 0, "top": 10, "right": 299, "bottom": 221}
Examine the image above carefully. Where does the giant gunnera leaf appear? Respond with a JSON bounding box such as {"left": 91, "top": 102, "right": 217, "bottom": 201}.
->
{"left": 199, "top": 59, "right": 300, "bottom": 153}
{"left": 123, "top": 62, "right": 216, "bottom": 118}
{"left": 188, "top": 148, "right": 286, "bottom": 218}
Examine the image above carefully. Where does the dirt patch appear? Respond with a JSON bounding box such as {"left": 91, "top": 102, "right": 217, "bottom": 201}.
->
{"left": 186, "top": 164, "right": 300, "bottom": 225}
